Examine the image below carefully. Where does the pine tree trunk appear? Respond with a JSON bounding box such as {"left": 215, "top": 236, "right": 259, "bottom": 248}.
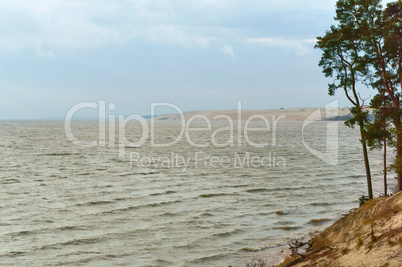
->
{"left": 384, "top": 135, "right": 387, "bottom": 196}
{"left": 397, "top": 130, "right": 402, "bottom": 192}
{"left": 393, "top": 106, "right": 402, "bottom": 192}
{"left": 399, "top": 51, "right": 402, "bottom": 192}
{"left": 360, "top": 126, "right": 373, "bottom": 199}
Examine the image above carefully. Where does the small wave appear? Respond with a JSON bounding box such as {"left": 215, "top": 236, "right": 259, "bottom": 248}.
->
{"left": 146, "top": 200, "right": 182, "bottom": 208}
{"left": 199, "top": 193, "right": 235, "bottom": 198}
{"left": 344, "top": 181, "right": 364, "bottom": 186}
{"left": 123, "top": 145, "right": 140, "bottom": 149}
{"left": 348, "top": 175, "right": 364, "bottom": 178}
{"left": 239, "top": 174, "right": 254, "bottom": 177}
{"left": 5, "top": 230, "right": 37, "bottom": 237}
{"left": 153, "top": 259, "right": 173, "bottom": 265}
{"left": 159, "top": 212, "right": 179, "bottom": 217}
{"left": 172, "top": 241, "right": 201, "bottom": 250}
{"left": 101, "top": 206, "right": 138, "bottom": 214}
{"left": 316, "top": 172, "right": 337, "bottom": 177}
{"left": 241, "top": 245, "right": 273, "bottom": 252}
{"left": 1, "top": 179, "right": 20, "bottom": 184}
{"left": 188, "top": 253, "right": 228, "bottom": 264}
{"left": 42, "top": 237, "right": 100, "bottom": 250}
{"left": 31, "top": 219, "right": 54, "bottom": 224}
{"left": 118, "top": 171, "right": 158, "bottom": 177}
{"left": 274, "top": 220, "right": 295, "bottom": 225}
{"left": 114, "top": 197, "right": 131, "bottom": 201}
{"left": 279, "top": 186, "right": 314, "bottom": 191}
{"left": 140, "top": 172, "right": 159, "bottom": 175}
{"left": 308, "top": 218, "right": 332, "bottom": 226}
{"left": 56, "top": 225, "right": 87, "bottom": 231}
{"left": 101, "top": 200, "right": 183, "bottom": 214}
{"left": 199, "top": 212, "right": 214, "bottom": 217}
{"left": 150, "top": 190, "right": 177, "bottom": 196}
{"left": 61, "top": 251, "right": 102, "bottom": 257}
{"left": 275, "top": 210, "right": 290, "bottom": 215}
{"left": 110, "top": 158, "right": 125, "bottom": 163}
{"left": 62, "top": 237, "right": 100, "bottom": 246}
{"left": 76, "top": 200, "right": 116, "bottom": 206}
{"left": 272, "top": 226, "right": 301, "bottom": 231}
{"left": 230, "top": 184, "right": 249, "bottom": 188}
{"left": 38, "top": 153, "right": 77, "bottom": 156}
{"left": 2, "top": 251, "right": 26, "bottom": 258}
{"left": 118, "top": 173, "right": 134, "bottom": 177}
{"left": 246, "top": 186, "right": 315, "bottom": 193}
{"left": 53, "top": 254, "right": 107, "bottom": 266}
{"left": 211, "top": 228, "right": 242, "bottom": 238}
{"left": 245, "top": 188, "right": 272, "bottom": 193}
{"left": 310, "top": 202, "right": 332, "bottom": 206}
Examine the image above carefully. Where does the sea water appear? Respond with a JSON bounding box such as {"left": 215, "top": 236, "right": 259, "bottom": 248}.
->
{"left": 0, "top": 120, "right": 391, "bottom": 266}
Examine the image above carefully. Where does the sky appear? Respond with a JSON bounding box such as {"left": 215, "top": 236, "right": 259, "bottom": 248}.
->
{"left": 0, "top": 0, "right": 395, "bottom": 119}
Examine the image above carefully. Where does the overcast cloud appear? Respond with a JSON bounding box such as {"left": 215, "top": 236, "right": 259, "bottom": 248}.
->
{"left": 0, "top": 0, "right": 394, "bottom": 119}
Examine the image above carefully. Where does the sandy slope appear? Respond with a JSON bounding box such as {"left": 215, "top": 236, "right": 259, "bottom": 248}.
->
{"left": 278, "top": 192, "right": 402, "bottom": 267}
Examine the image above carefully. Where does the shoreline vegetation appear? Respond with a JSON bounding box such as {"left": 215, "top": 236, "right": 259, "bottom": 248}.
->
{"left": 248, "top": 192, "right": 402, "bottom": 267}
{"left": 260, "top": 1, "right": 402, "bottom": 265}
{"left": 315, "top": 0, "right": 402, "bottom": 198}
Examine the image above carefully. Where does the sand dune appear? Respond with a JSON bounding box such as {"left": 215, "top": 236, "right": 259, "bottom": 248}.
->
{"left": 277, "top": 192, "right": 402, "bottom": 267}
{"left": 154, "top": 107, "right": 366, "bottom": 122}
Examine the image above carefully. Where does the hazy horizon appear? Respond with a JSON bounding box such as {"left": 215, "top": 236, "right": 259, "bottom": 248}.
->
{"left": 0, "top": 105, "right": 356, "bottom": 121}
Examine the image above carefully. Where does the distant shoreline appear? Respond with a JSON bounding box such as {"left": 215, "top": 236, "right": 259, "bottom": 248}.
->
{"left": 1, "top": 107, "right": 368, "bottom": 122}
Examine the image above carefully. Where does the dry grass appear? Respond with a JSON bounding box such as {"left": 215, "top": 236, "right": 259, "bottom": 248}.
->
{"left": 387, "top": 231, "right": 395, "bottom": 245}
{"left": 356, "top": 236, "right": 364, "bottom": 248}
{"left": 367, "top": 241, "right": 374, "bottom": 250}
{"left": 275, "top": 193, "right": 402, "bottom": 266}
{"left": 373, "top": 203, "right": 397, "bottom": 221}
{"left": 310, "top": 235, "right": 331, "bottom": 250}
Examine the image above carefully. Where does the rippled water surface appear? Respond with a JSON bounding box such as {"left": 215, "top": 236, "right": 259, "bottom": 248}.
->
{"left": 0, "top": 120, "right": 391, "bottom": 266}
